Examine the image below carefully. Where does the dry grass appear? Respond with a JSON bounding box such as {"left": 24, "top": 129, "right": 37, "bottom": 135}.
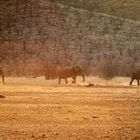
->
{"left": 0, "top": 76, "right": 140, "bottom": 140}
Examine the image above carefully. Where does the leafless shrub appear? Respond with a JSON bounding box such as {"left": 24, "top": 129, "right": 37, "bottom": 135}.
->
{"left": 97, "top": 57, "right": 135, "bottom": 79}
{"left": 43, "top": 62, "right": 58, "bottom": 80}
{"left": 98, "top": 59, "right": 117, "bottom": 79}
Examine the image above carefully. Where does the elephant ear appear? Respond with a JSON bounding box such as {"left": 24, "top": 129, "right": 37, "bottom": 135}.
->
{"left": 72, "top": 66, "right": 82, "bottom": 74}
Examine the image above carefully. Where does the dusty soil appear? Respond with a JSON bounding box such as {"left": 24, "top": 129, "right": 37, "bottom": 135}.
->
{"left": 0, "top": 77, "right": 140, "bottom": 140}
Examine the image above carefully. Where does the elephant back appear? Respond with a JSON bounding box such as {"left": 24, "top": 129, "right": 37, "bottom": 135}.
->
{"left": 72, "top": 66, "right": 83, "bottom": 74}
{"left": 133, "top": 69, "right": 140, "bottom": 79}
{"left": 57, "top": 66, "right": 75, "bottom": 78}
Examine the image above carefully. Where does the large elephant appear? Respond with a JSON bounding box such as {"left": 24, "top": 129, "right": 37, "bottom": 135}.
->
{"left": 57, "top": 66, "right": 85, "bottom": 84}
{"left": 0, "top": 68, "right": 4, "bottom": 85}
{"left": 129, "top": 69, "right": 140, "bottom": 85}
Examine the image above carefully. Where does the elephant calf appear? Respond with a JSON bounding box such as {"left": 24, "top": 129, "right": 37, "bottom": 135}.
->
{"left": 129, "top": 69, "right": 140, "bottom": 85}
{"left": 0, "top": 68, "right": 5, "bottom": 85}
{"left": 57, "top": 66, "right": 85, "bottom": 84}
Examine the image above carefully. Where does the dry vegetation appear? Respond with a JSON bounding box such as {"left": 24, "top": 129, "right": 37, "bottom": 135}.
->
{"left": 0, "top": 0, "right": 140, "bottom": 79}
{"left": 0, "top": 77, "right": 140, "bottom": 140}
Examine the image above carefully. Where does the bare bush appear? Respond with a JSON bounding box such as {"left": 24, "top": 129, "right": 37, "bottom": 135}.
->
{"left": 97, "top": 57, "right": 135, "bottom": 79}
{"left": 43, "top": 63, "right": 58, "bottom": 80}
{"left": 98, "top": 59, "right": 118, "bottom": 79}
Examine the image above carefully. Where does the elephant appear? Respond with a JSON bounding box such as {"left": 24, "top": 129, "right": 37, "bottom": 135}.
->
{"left": 0, "top": 68, "right": 4, "bottom": 85}
{"left": 57, "top": 66, "right": 85, "bottom": 84}
{"left": 129, "top": 69, "right": 140, "bottom": 85}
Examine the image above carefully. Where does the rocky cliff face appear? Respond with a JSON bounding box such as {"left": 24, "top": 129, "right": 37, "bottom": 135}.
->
{"left": 0, "top": 0, "right": 140, "bottom": 77}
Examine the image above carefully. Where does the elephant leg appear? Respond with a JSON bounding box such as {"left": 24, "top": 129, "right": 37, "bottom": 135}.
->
{"left": 129, "top": 78, "right": 134, "bottom": 85}
{"left": 82, "top": 73, "right": 85, "bottom": 82}
{"left": 137, "top": 79, "right": 140, "bottom": 85}
{"left": 58, "top": 77, "right": 61, "bottom": 84}
{"left": 0, "top": 74, "right": 4, "bottom": 85}
{"left": 2, "top": 75, "right": 4, "bottom": 85}
{"left": 65, "top": 78, "right": 68, "bottom": 84}
{"left": 72, "top": 75, "right": 76, "bottom": 84}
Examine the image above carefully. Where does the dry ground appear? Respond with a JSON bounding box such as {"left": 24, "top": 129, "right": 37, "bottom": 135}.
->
{"left": 0, "top": 77, "right": 140, "bottom": 140}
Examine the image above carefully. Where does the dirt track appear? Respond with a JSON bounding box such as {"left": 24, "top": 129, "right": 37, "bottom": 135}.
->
{"left": 0, "top": 77, "right": 140, "bottom": 140}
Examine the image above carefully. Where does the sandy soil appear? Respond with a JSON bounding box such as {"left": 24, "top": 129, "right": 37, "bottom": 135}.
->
{"left": 0, "top": 77, "right": 140, "bottom": 140}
